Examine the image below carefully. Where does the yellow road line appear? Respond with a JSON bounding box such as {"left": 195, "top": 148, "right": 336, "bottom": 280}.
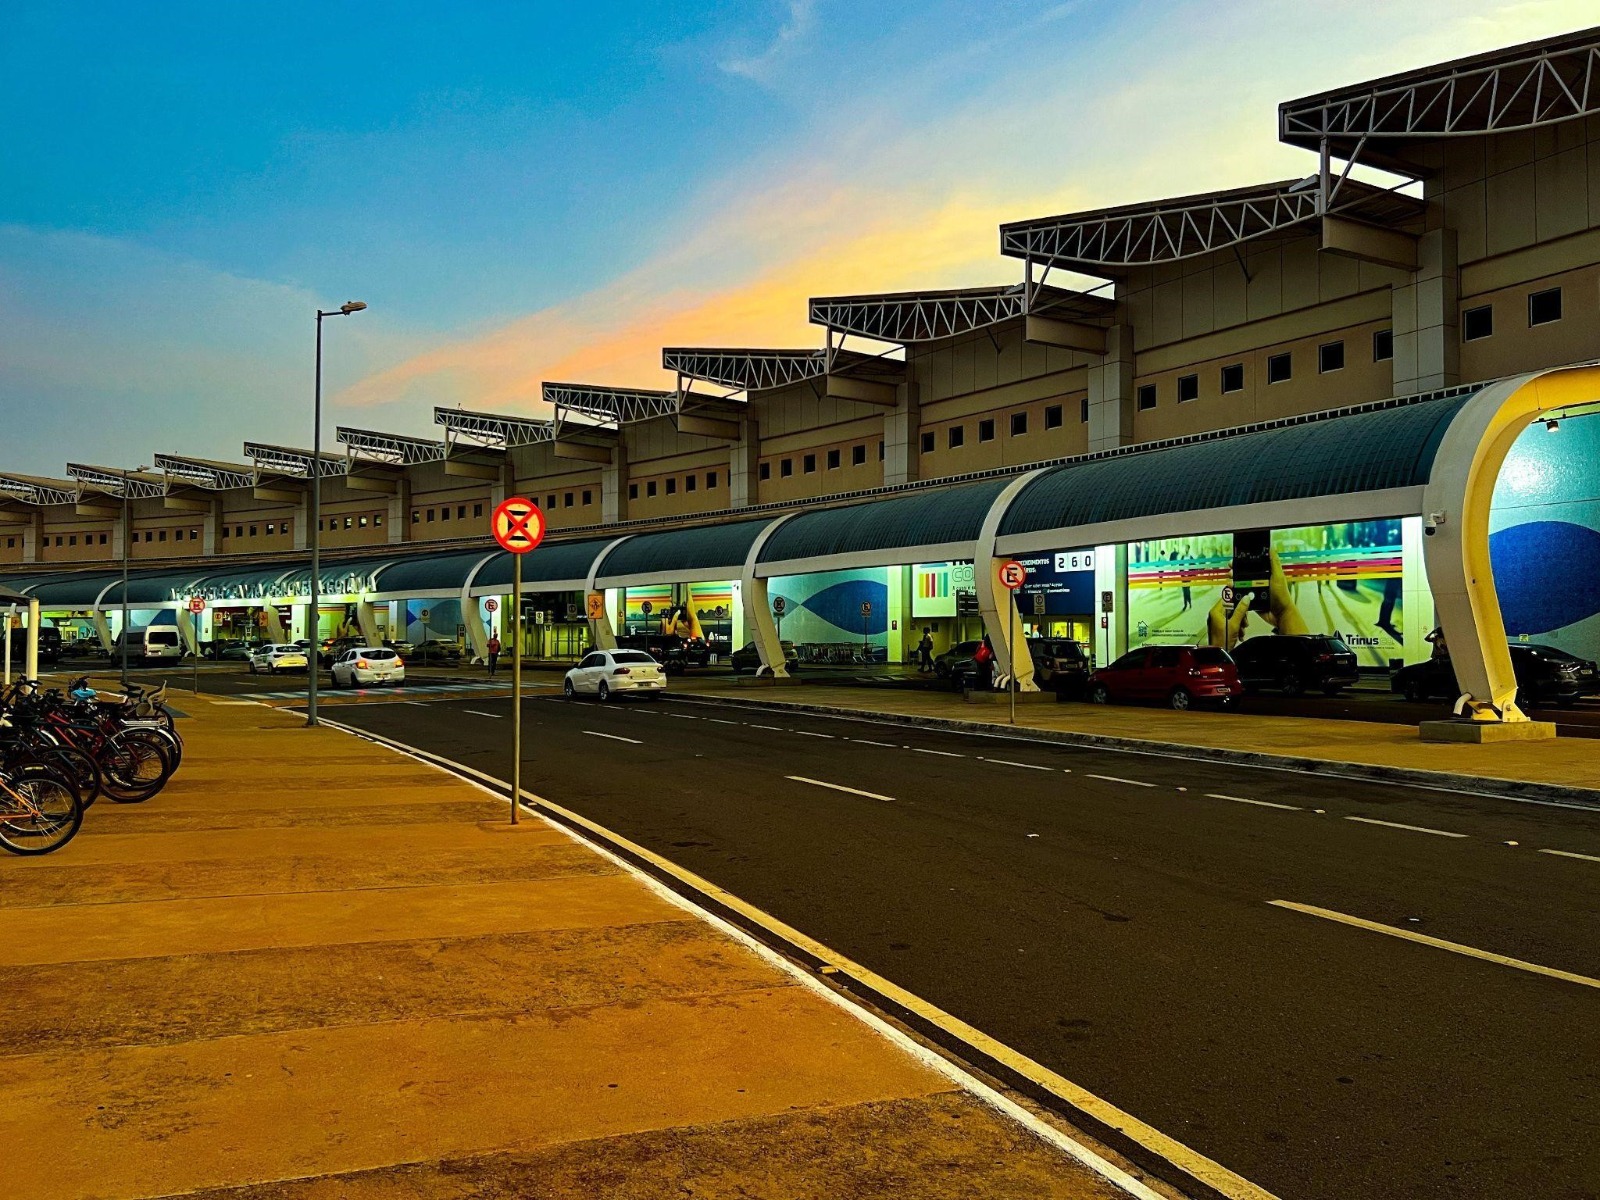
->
{"left": 1268, "top": 900, "right": 1600, "bottom": 991}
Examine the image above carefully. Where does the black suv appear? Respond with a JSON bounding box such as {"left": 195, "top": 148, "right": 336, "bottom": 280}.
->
{"left": 7, "top": 626, "right": 61, "bottom": 663}
{"left": 1029, "top": 637, "right": 1092, "bottom": 696}
{"left": 1231, "top": 634, "right": 1361, "bottom": 697}
{"left": 1392, "top": 642, "right": 1599, "bottom": 707}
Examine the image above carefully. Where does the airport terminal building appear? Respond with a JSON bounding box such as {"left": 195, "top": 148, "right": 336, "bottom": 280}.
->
{"left": 4, "top": 29, "right": 1599, "bottom": 725}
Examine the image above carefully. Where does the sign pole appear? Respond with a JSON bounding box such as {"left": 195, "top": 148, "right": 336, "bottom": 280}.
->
{"left": 4, "top": 606, "right": 13, "bottom": 690}
{"left": 512, "top": 550, "right": 522, "bottom": 825}
{"left": 1009, "top": 589, "right": 1017, "bottom": 726}
{"left": 194, "top": 601, "right": 201, "bottom": 695}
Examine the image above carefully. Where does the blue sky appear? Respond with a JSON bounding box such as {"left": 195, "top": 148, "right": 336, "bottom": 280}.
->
{"left": 0, "top": 1, "right": 1590, "bottom": 474}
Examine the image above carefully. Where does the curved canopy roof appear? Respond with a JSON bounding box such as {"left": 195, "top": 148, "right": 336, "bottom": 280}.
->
{"left": 1000, "top": 391, "right": 1473, "bottom": 541}
{"left": 597, "top": 520, "right": 771, "bottom": 584}
{"left": 474, "top": 537, "right": 621, "bottom": 590}
{"left": 373, "top": 548, "right": 498, "bottom": 597}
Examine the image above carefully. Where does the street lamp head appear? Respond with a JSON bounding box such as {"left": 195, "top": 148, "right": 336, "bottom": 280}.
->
{"left": 340, "top": 301, "right": 367, "bottom": 315}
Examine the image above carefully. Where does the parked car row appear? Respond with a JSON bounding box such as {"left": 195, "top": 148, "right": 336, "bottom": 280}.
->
{"left": 1391, "top": 643, "right": 1599, "bottom": 707}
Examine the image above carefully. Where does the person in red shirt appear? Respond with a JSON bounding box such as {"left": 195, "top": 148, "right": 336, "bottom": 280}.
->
{"left": 485, "top": 634, "right": 502, "bottom": 676}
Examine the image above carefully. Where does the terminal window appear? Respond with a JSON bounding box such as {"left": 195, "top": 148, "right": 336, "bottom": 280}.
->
{"left": 546, "top": 495, "right": 556, "bottom": 508}
{"left": 1177, "top": 374, "right": 1199, "bottom": 403}
{"left": 1137, "top": 383, "right": 1157, "bottom": 410}
{"left": 1318, "top": 341, "right": 1345, "bottom": 373}
{"left": 1220, "top": 363, "right": 1244, "bottom": 393}
{"left": 1266, "top": 352, "right": 1292, "bottom": 383}
{"left": 1045, "top": 404, "right": 1063, "bottom": 429}
{"left": 583, "top": 489, "right": 593, "bottom": 503}
{"left": 920, "top": 431, "right": 935, "bottom": 454}
{"left": 69, "top": 535, "right": 77, "bottom": 546}
{"left": 457, "top": 505, "right": 466, "bottom": 519}
{"left": 826, "top": 448, "right": 841, "bottom": 469}
{"left": 759, "top": 462, "right": 770, "bottom": 481}
{"left": 978, "top": 419, "right": 995, "bottom": 442}
{"left": 1010, "top": 412, "right": 1028, "bottom": 436}
{"left": 852, "top": 444, "right": 867, "bottom": 466}
{"left": 629, "top": 482, "right": 640, "bottom": 498}
{"left": 1080, "top": 398, "right": 1089, "bottom": 423}
{"left": 412, "top": 510, "right": 420, "bottom": 524}
{"left": 1463, "top": 304, "right": 1493, "bottom": 341}
{"left": 566, "top": 491, "right": 576, "bottom": 505}
{"left": 1529, "top": 287, "right": 1562, "bottom": 326}
{"left": 358, "top": 516, "right": 368, "bottom": 528}
{"left": 664, "top": 480, "right": 675, "bottom": 496}
{"left": 803, "top": 454, "right": 816, "bottom": 473}
{"left": 100, "top": 533, "right": 108, "bottom": 544}
{"left": 1372, "top": 329, "right": 1393, "bottom": 361}
{"left": 426, "top": 510, "right": 435, "bottom": 522}
{"left": 707, "top": 471, "right": 718, "bottom": 488}
{"left": 440, "top": 507, "right": 450, "bottom": 520}
{"left": 878, "top": 441, "right": 884, "bottom": 460}
{"left": 371, "top": 515, "right": 380, "bottom": 528}
{"left": 948, "top": 425, "right": 965, "bottom": 449}
{"left": 648, "top": 480, "right": 659, "bottom": 496}
{"left": 684, "top": 475, "right": 695, "bottom": 492}
{"left": 474, "top": 502, "right": 484, "bottom": 517}
{"left": 780, "top": 459, "right": 793, "bottom": 478}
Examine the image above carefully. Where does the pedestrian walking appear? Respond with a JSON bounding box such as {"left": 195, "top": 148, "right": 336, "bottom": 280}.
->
{"left": 917, "top": 628, "right": 934, "bottom": 673}
{"left": 486, "top": 633, "right": 501, "bottom": 676}
{"left": 973, "top": 634, "right": 996, "bottom": 691}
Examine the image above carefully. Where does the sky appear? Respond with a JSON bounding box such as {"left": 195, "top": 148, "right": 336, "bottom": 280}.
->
{"left": 1, "top": 0, "right": 1593, "bottom": 475}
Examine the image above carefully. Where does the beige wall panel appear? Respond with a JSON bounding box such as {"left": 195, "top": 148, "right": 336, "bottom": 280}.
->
{"left": 1317, "top": 248, "right": 1363, "bottom": 304}
{"left": 1534, "top": 140, "right": 1590, "bottom": 244}
{"left": 1488, "top": 128, "right": 1535, "bottom": 177}
{"left": 919, "top": 367, "right": 1088, "bottom": 423}
{"left": 1278, "top": 241, "right": 1320, "bottom": 309}
{"left": 627, "top": 462, "right": 727, "bottom": 521}
{"left": 1151, "top": 278, "right": 1184, "bottom": 345}
{"left": 996, "top": 327, "right": 1022, "bottom": 381}
{"left": 1213, "top": 259, "right": 1248, "bottom": 328}
{"left": 1245, "top": 248, "right": 1283, "bottom": 323}
{"left": 1181, "top": 269, "right": 1215, "bottom": 340}
{"left": 1486, "top": 163, "right": 1538, "bottom": 257}
{"left": 971, "top": 340, "right": 1000, "bottom": 393}
{"left": 1460, "top": 226, "right": 1600, "bottom": 294}
{"left": 760, "top": 414, "right": 882, "bottom": 457}
{"left": 1459, "top": 262, "right": 1600, "bottom": 382}
{"left": 1135, "top": 289, "right": 1389, "bottom": 376}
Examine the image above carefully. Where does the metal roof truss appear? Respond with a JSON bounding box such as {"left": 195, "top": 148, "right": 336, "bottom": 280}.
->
{"left": 242, "top": 443, "right": 351, "bottom": 479}
{"left": 0, "top": 474, "right": 77, "bottom": 506}
{"left": 541, "top": 383, "right": 676, "bottom": 427}
{"left": 153, "top": 454, "right": 256, "bottom": 491}
{"left": 66, "top": 463, "right": 167, "bottom": 499}
{"left": 336, "top": 427, "right": 448, "bottom": 466}
{"left": 434, "top": 406, "right": 558, "bottom": 450}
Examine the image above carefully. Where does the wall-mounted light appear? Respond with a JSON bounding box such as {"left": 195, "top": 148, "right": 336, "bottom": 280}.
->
{"left": 1546, "top": 418, "right": 1562, "bottom": 432}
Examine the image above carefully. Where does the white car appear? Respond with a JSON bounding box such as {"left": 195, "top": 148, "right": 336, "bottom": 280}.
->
{"left": 248, "top": 644, "right": 309, "bottom": 674}
{"left": 330, "top": 646, "right": 406, "bottom": 688}
{"left": 563, "top": 650, "right": 666, "bottom": 701}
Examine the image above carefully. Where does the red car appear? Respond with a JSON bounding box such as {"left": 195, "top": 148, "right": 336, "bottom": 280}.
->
{"left": 1087, "top": 645, "right": 1243, "bottom": 710}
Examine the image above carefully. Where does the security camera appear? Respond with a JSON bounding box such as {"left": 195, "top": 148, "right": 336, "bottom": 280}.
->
{"left": 1423, "top": 511, "right": 1447, "bottom": 536}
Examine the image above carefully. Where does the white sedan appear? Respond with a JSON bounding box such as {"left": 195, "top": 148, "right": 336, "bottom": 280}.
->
{"left": 330, "top": 646, "right": 406, "bottom": 688}
{"left": 248, "top": 644, "right": 309, "bottom": 674}
{"left": 563, "top": 650, "right": 666, "bottom": 701}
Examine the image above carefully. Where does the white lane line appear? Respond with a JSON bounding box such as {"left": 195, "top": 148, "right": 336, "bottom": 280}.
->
{"left": 583, "top": 730, "right": 643, "bottom": 745}
{"left": 786, "top": 775, "right": 894, "bottom": 803}
{"left": 913, "top": 747, "right": 964, "bottom": 758}
{"left": 987, "top": 759, "right": 1055, "bottom": 771}
{"left": 750, "top": 724, "right": 785, "bottom": 731}
{"left": 852, "top": 739, "right": 898, "bottom": 748}
{"left": 1345, "top": 816, "right": 1467, "bottom": 839}
{"left": 1269, "top": 900, "right": 1600, "bottom": 992}
{"left": 1087, "top": 773, "right": 1156, "bottom": 788}
{"left": 1207, "top": 793, "right": 1302, "bottom": 811}
{"left": 462, "top": 709, "right": 503, "bottom": 719}
{"left": 703, "top": 718, "right": 742, "bottom": 725}
{"left": 792, "top": 730, "right": 835, "bottom": 739}
{"left": 1540, "top": 848, "right": 1600, "bottom": 864}
{"left": 663, "top": 713, "right": 700, "bottom": 720}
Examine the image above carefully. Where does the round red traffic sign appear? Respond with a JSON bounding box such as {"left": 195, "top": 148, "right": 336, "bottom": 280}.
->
{"left": 484, "top": 598, "right": 499, "bottom": 613}
{"left": 998, "top": 560, "right": 1028, "bottom": 591}
{"left": 491, "top": 497, "right": 546, "bottom": 555}
{"left": 187, "top": 597, "right": 205, "bottom": 614}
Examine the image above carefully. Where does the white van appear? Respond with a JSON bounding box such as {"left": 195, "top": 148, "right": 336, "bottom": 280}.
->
{"left": 112, "top": 625, "right": 185, "bottom": 662}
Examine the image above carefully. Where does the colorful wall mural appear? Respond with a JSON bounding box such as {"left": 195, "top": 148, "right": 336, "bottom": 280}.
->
{"left": 768, "top": 568, "right": 890, "bottom": 654}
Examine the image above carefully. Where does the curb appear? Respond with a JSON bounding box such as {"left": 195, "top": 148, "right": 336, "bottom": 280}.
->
{"left": 665, "top": 693, "right": 1600, "bottom": 810}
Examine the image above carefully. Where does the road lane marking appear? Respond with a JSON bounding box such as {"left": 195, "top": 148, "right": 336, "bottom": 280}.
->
{"left": 852, "top": 739, "right": 897, "bottom": 748}
{"left": 1207, "top": 793, "right": 1302, "bottom": 811}
{"left": 792, "top": 730, "right": 835, "bottom": 738}
{"left": 582, "top": 730, "right": 642, "bottom": 745}
{"left": 986, "top": 759, "right": 1054, "bottom": 771}
{"left": 1345, "top": 816, "right": 1467, "bottom": 838}
{"left": 462, "top": 710, "right": 503, "bottom": 719}
{"left": 1540, "top": 848, "right": 1600, "bottom": 864}
{"left": 913, "top": 747, "right": 963, "bottom": 758}
{"left": 785, "top": 776, "right": 893, "bottom": 802}
{"left": 1087, "top": 774, "right": 1155, "bottom": 788}
{"left": 1269, "top": 900, "right": 1600, "bottom": 992}
{"left": 750, "top": 724, "right": 785, "bottom": 731}
{"left": 703, "top": 718, "right": 741, "bottom": 725}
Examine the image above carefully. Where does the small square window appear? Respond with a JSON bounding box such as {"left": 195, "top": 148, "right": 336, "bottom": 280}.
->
{"left": 55, "top": 536, "right": 63, "bottom": 546}
{"left": 1463, "top": 304, "right": 1493, "bottom": 341}
{"left": 1266, "top": 352, "right": 1292, "bottom": 383}
{"left": 222, "top": 527, "right": 230, "bottom": 538}
{"left": 250, "top": 525, "right": 258, "bottom": 537}
{"left": 706, "top": 471, "right": 718, "bottom": 488}
{"left": 69, "top": 534, "right": 78, "bottom": 546}
{"left": 473, "top": 502, "right": 483, "bottom": 517}
{"left": 1529, "top": 287, "right": 1562, "bottom": 326}
{"left": 440, "top": 506, "right": 450, "bottom": 520}
{"left": 851, "top": 444, "right": 866, "bottom": 466}
{"left": 664, "top": 479, "right": 675, "bottom": 495}
{"left": 1010, "top": 412, "right": 1028, "bottom": 436}
{"left": 372, "top": 515, "right": 381, "bottom": 527}
{"left": 759, "top": 462, "right": 771, "bottom": 481}
{"left": 456, "top": 505, "right": 466, "bottom": 519}
{"left": 1137, "top": 383, "right": 1157, "bottom": 411}
{"left": 1177, "top": 374, "right": 1199, "bottom": 403}
{"left": 629, "top": 482, "right": 639, "bottom": 499}
{"left": 100, "top": 533, "right": 109, "bottom": 545}
{"left": 583, "top": 488, "right": 593, "bottom": 504}
{"left": 411, "top": 510, "right": 420, "bottom": 524}
{"left": 566, "top": 491, "right": 576, "bottom": 506}
{"left": 1080, "top": 397, "right": 1089, "bottom": 423}
{"left": 978, "top": 418, "right": 996, "bottom": 442}
{"left": 948, "top": 425, "right": 965, "bottom": 449}
{"left": 803, "top": 453, "right": 816, "bottom": 473}
{"left": 235, "top": 526, "right": 243, "bottom": 537}
{"left": 342, "top": 518, "right": 351, "bottom": 530}
{"left": 1045, "top": 404, "right": 1063, "bottom": 429}
{"left": 1372, "top": 329, "right": 1393, "bottom": 362}
{"left": 358, "top": 516, "right": 368, "bottom": 528}
{"left": 826, "top": 448, "right": 841, "bottom": 469}
{"left": 1220, "top": 363, "right": 1244, "bottom": 393}
{"left": 919, "top": 431, "right": 935, "bottom": 454}
{"left": 546, "top": 494, "right": 556, "bottom": 509}
{"left": 781, "top": 459, "right": 793, "bottom": 477}
{"left": 647, "top": 480, "right": 658, "bottom": 496}
{"left": 684, "top": 475, "right": 696, "bottom": 493}
{"left": 1318, "top": 340, "right": 1345, "bottom": 373}
{"left": 265, "top": 523, "right": 274, "bottom": 535}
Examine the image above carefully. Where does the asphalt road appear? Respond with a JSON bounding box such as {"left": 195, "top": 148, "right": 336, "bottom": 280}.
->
{"left": 317, "top": 690, "right": 1600, "bottom": 1200}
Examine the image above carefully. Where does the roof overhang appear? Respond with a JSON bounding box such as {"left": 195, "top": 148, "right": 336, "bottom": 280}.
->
{"left": 0, "top": 473, "right": 77, "bottom": 506}
{"left": 335, "top": 427, "right": 449, "bottom": 466}
{"left": 435, "top": 406, "right": 558, "bottom": 450}
{"left": 809, "top": 283, "right": 1114, "bottom": 344}
{"left": 542, "top": 383, "right": 676, "bottom": 427}
{"left": 1001, "top": 176, "right": 1425, "bottom": 274}
{"left": 243, "top": 443, "right": 351, "bottom": 478}
{"left": 65, "top": 464, "right": 167, "bottom": 500}
{"left": 153, "top": 454, "right": 257, "bottom": 491}
{"left": 1280, "top": 27, "right": 1600, "bottom": 170}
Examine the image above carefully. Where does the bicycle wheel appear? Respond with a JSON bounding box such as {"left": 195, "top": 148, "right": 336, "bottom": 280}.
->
{"left": 49, "top": 745, "right": 102, "bottom": 809}
{"left": 0, "top": 766, "right": 82, "bottom": 855}
{"left": 100, "top": 732, "right": 173, "bottom": 802}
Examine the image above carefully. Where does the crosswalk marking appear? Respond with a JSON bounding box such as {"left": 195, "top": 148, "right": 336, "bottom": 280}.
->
{"left": 238, "top": 680, "right": 539, "bottom": 701}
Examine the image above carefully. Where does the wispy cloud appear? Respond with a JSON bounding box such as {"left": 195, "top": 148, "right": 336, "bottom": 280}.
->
{"left": 719, "top": 0, "right": 816, "bottom": 84}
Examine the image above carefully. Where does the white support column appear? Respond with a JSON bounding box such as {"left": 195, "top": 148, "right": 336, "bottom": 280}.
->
{"left": 603, "top": 442, "right": 630, "bottom": 524}
{"left": 355, "top": 600, "right": 382, "bottom": 646}
{"left": 585, "top": 538, "right": 631, "bottom": 651}
{"left": 742, "top": 514, "right": 799, "bottom": 678}
{"left": 24, "top": 598, "right": 39, "bottom": 681}
{"left": 89, "top": 581, "right": 119, "bottom": 652}
{"left": 1392, "top": 228, "right": 1459, "bottom": 395}
{"left": 267, "top": 606, "right": 289, "bottom": 643}
{"left": 1085, "top": 325, "right": 1135, "bottom": 453}
{"left": 882, "top": 381, "right": 921, "bottom": 487}
{"left": 177, "top": 609, "right": 200, "bottom": 657}
{"left": 459, "top": 552, "right": 499, "bottom": 664}
{"left": 974, "top": 470, "right": 1048, "bottom": 690}
{"left": 727, "top": 417, "right": 760, "bottom": 509}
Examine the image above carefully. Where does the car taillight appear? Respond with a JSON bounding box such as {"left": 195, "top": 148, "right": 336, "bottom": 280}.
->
{"left": 1315, "top": 654, "right": 1333, "bottom": 662}
{"left": 356, "top": 658, "right": 369, "bottom": 668}
{"left": 613, "top": 666, "right": 631, "bottom": 675}
{"left": 394, "top": 658, "right": 403, "bottom": 667}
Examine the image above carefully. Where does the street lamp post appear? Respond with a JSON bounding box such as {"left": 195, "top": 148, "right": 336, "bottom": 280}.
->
{"left": 119, "top": 464, "right": 148, "bottom": 689}
{"left": 305, "top": 301, "right": 366, "bottom": 728}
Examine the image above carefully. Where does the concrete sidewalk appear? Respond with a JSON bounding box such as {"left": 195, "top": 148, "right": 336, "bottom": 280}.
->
{"left": 666, "top": 678, "right": 1600, "bottom": 798}
{"left": 0, "top": 697, "right": 1147, "bottom": 1200}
